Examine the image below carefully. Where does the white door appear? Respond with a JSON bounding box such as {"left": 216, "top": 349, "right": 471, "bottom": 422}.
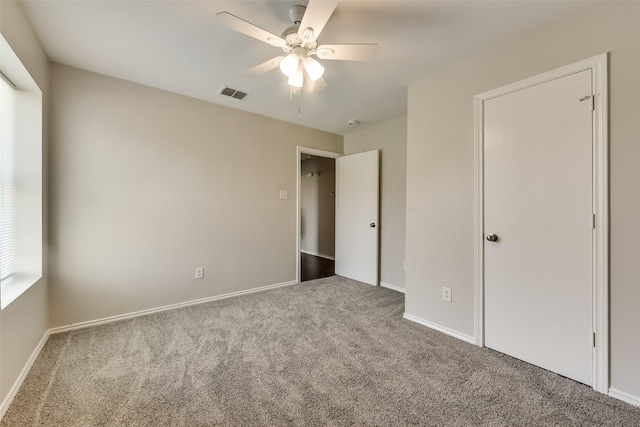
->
{"left": 484, "top": 70, "right": 593, "bottom": 385}
{"left": 335, "top": 150, "right": 379, "bottom": 285}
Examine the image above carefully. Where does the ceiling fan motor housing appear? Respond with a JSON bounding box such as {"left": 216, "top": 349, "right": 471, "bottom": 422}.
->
{"left": 281, "top": 28, "right": 317, "bottom": 52}
{"left": 282, "top": 25, "right": 303, "bottom": 47}
{"left": 282, "top": 5, "right": 319, "bottom": 51}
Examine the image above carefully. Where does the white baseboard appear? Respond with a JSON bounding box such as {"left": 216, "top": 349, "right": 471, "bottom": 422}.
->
{"left": 49, "top": 279, "right": 298, "bottom": 335}
{"left": 0, "top": 330, "right": 50, "bottom": 420}
{"left": 380, "top": 282, "right": 405, "bottom": 293}
{"left": 609, "top": 387, "right": 640, "bottom": 407}
{"left": 403, "top": 312, "right": 475, "bottom": 345}
{"left": 300, "top": 250, "right": 335, "bottom": 261}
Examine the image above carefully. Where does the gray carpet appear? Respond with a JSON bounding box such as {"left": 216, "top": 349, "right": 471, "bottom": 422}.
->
{"left": 2, "top": 276, "right": 639, "bottom": 426}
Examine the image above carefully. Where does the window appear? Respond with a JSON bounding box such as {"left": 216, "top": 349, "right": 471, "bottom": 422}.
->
{"left": 0, "top": 72, "right": 16, "bottom": 283}
{"left": 0, "top": 34, "right": 43, "bottom": 309}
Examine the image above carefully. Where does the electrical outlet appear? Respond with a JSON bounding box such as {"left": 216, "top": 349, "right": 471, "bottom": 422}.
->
{"left": 195, "top": 267, "right": 204, "bottom": 279}
{"left": 442, "top": 287, "right": 452, "bottom": 303}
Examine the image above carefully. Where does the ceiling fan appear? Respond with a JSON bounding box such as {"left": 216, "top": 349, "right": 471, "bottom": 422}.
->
{"left": 215, "top": 1, "right": 378, "bottom": 90}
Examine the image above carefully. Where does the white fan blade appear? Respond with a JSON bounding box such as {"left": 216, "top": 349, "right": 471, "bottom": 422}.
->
{"left": 216, "top": 12, "right": 286, "bottom": 47}
{"left": 315, "top": 44, "right": 379, "bottom": 61}
{"left": 305, "top": 76, "right": 327, "bottom": 93}
{"left": 244, "top": 56, "right": 284, "bottom": 76}
{"left": 297, "top": 0, "right": 339, "bottom": 43}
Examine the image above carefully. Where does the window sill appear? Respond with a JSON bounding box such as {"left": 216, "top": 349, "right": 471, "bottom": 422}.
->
{"left": 1, "top": 274, "right": 42, "bottom": 309}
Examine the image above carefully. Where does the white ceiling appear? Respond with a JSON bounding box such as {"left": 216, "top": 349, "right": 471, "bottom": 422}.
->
{"left": 20, "top": 0, "right": 596, "bottom": 135}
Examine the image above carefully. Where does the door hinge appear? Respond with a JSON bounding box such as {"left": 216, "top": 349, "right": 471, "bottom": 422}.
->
{"left": 580, "top": 94, "right": 595, "bottom": 111}
{"left": 593, "top": 332, "right": 596, "bottom": 348}
{"left": 592, "top": 214, "right": 596, "bottom": 229}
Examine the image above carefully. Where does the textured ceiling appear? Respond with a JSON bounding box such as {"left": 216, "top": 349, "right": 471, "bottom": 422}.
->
{"left": 20, "top": 0, "right": 597, "bottom": 135}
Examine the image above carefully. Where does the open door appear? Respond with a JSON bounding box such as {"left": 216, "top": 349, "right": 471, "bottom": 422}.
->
{"left": 335, "top": 150, "right": 379, "bottom": 285}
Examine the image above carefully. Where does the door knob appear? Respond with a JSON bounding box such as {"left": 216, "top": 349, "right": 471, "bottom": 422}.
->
{"left": 370, "top": 223, "right": 376, "bottom": 228}
{"left": 486, "top": 233, "right": 499, "bottom": 242}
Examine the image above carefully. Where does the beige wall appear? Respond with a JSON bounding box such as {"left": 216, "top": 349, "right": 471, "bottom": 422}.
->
{"left": 300, "top": 156, "right": 335, "bottom": 258}
{"left": 49, "top": 64, "right": 342, "bottom": 327}
{"left": 0, "top": 0, "right": 49, "bottom": 404}
{"left": 406, "top": 1, "right": 640, "bottom": 398}
{"left": 345, "top": 116, "right": 407, "bottom": 289}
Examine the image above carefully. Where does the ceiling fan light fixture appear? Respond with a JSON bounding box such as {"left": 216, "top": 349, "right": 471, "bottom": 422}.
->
{"left": 288, "top": 67, "right": 304, "bottom": 88}
{"left": 280, "top": 53, "right": 300, "bottom": 77}
{"left": 303, "top": 57, "right": 324, "bottom": 81}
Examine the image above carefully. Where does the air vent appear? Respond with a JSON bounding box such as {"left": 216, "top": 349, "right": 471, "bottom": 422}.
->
{"left": 218, "top": 85, "right": 250, "bottom": 100}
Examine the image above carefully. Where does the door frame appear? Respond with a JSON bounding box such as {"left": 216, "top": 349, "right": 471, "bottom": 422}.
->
{"left": 473, "top": 54, "right": 609, "bottom": 393}
{"left": 296, "top": 146, "right": 342, "bottom": 283}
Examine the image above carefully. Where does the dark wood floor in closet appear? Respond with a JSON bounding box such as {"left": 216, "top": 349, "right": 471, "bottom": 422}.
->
{"left": 300, "top": 253, "right": 335, "bottom": 282}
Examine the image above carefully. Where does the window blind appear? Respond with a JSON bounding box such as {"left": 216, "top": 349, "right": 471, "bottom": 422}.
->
{"left": 0, "top": 74, "right": 15, "bottom": 281}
